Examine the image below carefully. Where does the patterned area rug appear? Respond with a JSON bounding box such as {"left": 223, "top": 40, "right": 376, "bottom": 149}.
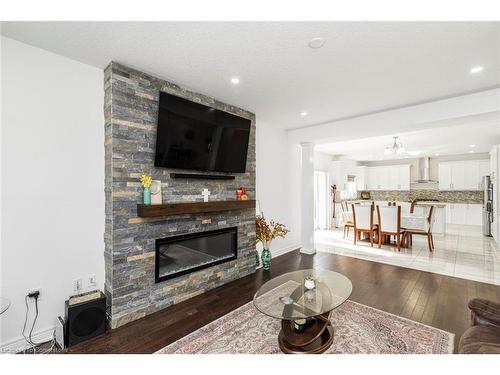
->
{"left": 156, "top": 300, "right": 454, "bottom": 354}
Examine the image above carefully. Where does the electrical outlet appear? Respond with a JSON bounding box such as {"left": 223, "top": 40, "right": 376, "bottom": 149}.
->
{"left": 73, "top": 278, "right": 83, "bottom": 294}
{"left": 87, "top": 274, "right": 97, "bottom": 289}
{"left": 27, "top": 288, "right": 41, "bottom": 302}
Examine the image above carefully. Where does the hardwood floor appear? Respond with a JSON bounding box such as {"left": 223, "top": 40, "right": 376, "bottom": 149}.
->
{"left": 67, "top": 250, "right": 500, "bottom": 354}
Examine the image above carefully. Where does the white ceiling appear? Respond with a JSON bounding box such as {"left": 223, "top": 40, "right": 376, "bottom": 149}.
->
{"left": 2, "top": 22, "right": 500, "bottom": 129}
{"left": 314, "top": 118, "right": 500, "bottom": 161}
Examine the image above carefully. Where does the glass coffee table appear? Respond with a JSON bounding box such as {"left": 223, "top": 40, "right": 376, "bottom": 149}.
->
{"left": 253, "top": 269, "right": 352, "bottom": 354}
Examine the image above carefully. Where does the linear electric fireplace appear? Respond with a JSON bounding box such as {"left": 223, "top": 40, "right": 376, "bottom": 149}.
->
{"left": 155, "top": 227, "right": 238, "bottom": 283}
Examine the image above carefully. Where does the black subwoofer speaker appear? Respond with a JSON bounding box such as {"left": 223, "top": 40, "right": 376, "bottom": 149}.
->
{"left": 65, "top": 291, "right": 106, "bottom": 347}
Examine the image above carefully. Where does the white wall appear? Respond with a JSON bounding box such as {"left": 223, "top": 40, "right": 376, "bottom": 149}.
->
{"left": 1, "top": 37, "right": 104, "bottom": 350}
{"left": 256, "top": 122, "right": 300, "bottom": 257}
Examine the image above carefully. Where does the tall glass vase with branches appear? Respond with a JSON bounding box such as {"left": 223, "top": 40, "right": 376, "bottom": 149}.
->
{"left": 256, "top": 215, "right": 289, "bottom": 270}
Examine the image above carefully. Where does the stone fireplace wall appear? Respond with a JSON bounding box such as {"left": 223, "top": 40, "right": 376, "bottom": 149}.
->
{"left": 104, "top": 62, "right": 256, "bottom": 329}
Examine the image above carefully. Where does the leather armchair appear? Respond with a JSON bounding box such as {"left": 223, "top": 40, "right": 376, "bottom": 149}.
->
{"left": 458, "top": 298, "right": 500, "bottom": 354}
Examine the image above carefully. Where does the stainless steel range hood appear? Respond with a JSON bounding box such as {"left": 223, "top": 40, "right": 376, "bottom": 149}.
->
{"left": 414, "top": 157, "right": 438, "bottom": 183}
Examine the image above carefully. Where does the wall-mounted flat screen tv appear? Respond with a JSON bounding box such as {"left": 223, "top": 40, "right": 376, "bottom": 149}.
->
{"left": 154, "top": 92, "right": 251, "bottom": 173}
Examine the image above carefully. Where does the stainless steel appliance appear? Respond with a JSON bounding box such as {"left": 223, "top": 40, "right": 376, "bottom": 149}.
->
{"left": 483, "top": 175, "right": 493, "bottom": 236}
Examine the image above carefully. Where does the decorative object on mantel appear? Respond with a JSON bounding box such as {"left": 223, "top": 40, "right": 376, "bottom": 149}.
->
{"left": 201, "top": 188, "right": 211, "bottom": 202}
{"left": 150, "top": 180, "right": 162, "bottom": 205}
{"left": 255, "top": 214, "right": 290, "bottom": 271}
{"left": 236, "top": 186, "right": 247, "bottom": 201}
{"left": 139, "top": 174, "right": 153, "bottom": 205}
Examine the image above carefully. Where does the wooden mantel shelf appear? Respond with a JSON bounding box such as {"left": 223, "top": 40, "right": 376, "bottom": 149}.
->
{"left": 137, "top": 200, "right": 256, "bottom": 218}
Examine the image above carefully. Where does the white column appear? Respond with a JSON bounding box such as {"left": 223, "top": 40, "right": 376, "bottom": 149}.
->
{"left": 300, "top": 142, "right": 316, "bottom": 255}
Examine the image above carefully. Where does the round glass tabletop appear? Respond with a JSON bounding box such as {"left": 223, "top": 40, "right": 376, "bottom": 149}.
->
{"left": 253, "top": 269, "right": 352, "bottom": 320}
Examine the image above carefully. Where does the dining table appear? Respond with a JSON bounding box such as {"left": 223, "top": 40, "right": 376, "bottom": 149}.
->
{"left": 342, "top": 211, "right": 428, "bottom": 231}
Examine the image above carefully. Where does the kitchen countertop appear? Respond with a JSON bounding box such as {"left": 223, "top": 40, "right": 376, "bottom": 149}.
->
{"left": 342, "top": 200, "right": 481, "bottom": 206}
{"left": 414, "top": 201, "right": 447, "bottom": 208}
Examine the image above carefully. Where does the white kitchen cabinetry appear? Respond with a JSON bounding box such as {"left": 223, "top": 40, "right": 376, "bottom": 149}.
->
{"left": 445, "top": 203, "right": 482, "bottom": 226}
{"left": 446, "top": 203, "right": 467, "bottom": 225}
{"left": 465, "top": 204, "right": 482, "bottom": 226}
{"left": 356, "top": 166, "right": 367, "bottom": 190}
{"left": 364, "top": 164, "right": 410, "bottom": 191}
{"left": 438, "top": 163, "right": 452, "bottom": 191}
{"left": 366, "top": 167, "right": 379, "bottom": 190}
{"left": 439, "top": 160, "right": 490, "bottom": 191}
{"left": 397, "top": 165, "right": 411, "bottom": 190}
{"left": 478, "top": 160, "right": 490, "bottom": 188}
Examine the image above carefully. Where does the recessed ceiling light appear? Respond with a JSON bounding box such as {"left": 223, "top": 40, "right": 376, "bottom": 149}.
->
{"left": 308, "top": 37, "right": 326, "bottom": 49}
{"left": 469, "top": 150, "right": 475, "bottom": 153}
{"left": 231, "top": 77, "right": 240, "bottom": 84}
{"left": 404, "top": 156, "right": 409, "bottom": 159}
{"left": 470, "top": 66, "right": 484, "bottom": 74}
{"left": 469, "top": 144, "right": 476, "bottom": 148}
{"left": 435, "top": 153, "right": 440, "bottom": 156}
{"left": 300, "top": 111, "right": 308, "bottom": 117}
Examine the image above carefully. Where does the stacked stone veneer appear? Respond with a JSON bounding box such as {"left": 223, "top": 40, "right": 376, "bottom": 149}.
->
{"left": 104, "top": 62, "right": 256, "bottom": 329}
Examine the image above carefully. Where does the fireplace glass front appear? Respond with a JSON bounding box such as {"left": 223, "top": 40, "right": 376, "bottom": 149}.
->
{"left": 155, "top": 227, "right": 238, "bottom": 283}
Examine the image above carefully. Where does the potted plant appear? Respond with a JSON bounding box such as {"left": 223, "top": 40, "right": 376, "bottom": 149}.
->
{"left": 139, "top": 174, "right": 153, "bottom": 205}
{"left": 256, "top": 215, "right": 289, "bottom": 271}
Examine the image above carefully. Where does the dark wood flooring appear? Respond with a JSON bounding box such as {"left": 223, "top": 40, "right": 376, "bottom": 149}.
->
{"left": 67, "top": 250, "right": 500, "bottom": 354}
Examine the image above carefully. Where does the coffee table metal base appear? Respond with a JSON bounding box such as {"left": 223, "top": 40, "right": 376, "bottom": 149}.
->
{"left": 278, "top": 312, "right": 334, "bottom": 354}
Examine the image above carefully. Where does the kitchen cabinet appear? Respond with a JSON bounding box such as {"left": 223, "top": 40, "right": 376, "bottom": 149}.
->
{"left": 438, "top": 163, "right": 452, "bottom": 190}
{"left": 364, "top": 164, "right": 410, "bottom": 191}
{"left": 366, "top": 167, "right": 379, "bottom": 190}
{"left": 356, "top": 166, "right": 367, "bottom": 190}
{"left": 446, "top": 203, "right": 467, "bottom": 225}
{"left": 445, "top": 203, "right": 482, "bottom": 226}
{"left": 432, "top": 206, "right": 446, "bottom": 234}
{"left": 439, "top": 160, "right": 490, "bottom": 191}
{"left": 465, "top": 204, "right": 482, "bottom": 226}
{"left": 396, "top": 165, "right": 411, "bottom": 190}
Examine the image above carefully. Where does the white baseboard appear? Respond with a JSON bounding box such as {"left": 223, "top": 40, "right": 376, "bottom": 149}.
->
{"left": 299, "top": 247, "right": 316, "bottom": 255}
{"left": 0, "top": 326, "right": 55, "bottom": 354}
{"left": 272, "top": 242, "right": 301, "bottom": 258}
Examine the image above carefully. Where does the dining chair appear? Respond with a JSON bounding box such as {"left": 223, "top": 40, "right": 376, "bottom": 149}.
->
{"left": 376, "top": 205, "right": 404, "bottom": 251}
{"left": 403, "top": 206, "right": 435, "bottom": 252}
{"left": 351, "top": 204, "right": 378, "bottom": 247}
{"left": 340, "top": 201, "right": 354, "bottom": 238}
{"left": 410, "top": 200, "right": 425, "bottom": 216}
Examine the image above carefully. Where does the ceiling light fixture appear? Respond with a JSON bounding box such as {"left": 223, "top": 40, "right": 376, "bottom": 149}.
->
{"left": 384, "top": 136, "right": 406, "bottom": 155}
{"left": 469, "top": 144, "right": 476, "bottom": 148}
{"left": 308, "top": 37, "right": 326, "bottom": 49}
{"left": 469, "top": 150, "right": 475, "bottom": 153}
{"left": 470, "top": 66, "right": 484, "bottom": 74}
{"left": 231, "top": 77, "right": 240, "bottom": 84}
{"left": 435, "top": 153, "right": 440, "bottom": 156}
{"left": 300, "top": 111, "right": 308, "bottom": 117}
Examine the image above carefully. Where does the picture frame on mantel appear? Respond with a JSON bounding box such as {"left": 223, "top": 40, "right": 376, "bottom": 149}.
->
{"left": 150, "top": 180, "right": 162, "bottom": 205}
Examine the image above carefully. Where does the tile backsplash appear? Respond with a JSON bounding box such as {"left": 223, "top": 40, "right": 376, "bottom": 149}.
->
{"left": 359, "top": 190, "right": 484, "bottom": 204}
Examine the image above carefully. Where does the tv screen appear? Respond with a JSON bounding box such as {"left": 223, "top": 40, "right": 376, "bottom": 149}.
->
{"left": 154, "top": 92, "right": 251, "bottom": 173}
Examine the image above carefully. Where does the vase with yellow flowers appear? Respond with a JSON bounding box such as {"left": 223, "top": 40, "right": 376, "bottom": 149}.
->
{"left": 256, "top": 215, "right": 289, "bottom": 271}
{"left": 139, "top": 174, "right": 153, "bottom": 205}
